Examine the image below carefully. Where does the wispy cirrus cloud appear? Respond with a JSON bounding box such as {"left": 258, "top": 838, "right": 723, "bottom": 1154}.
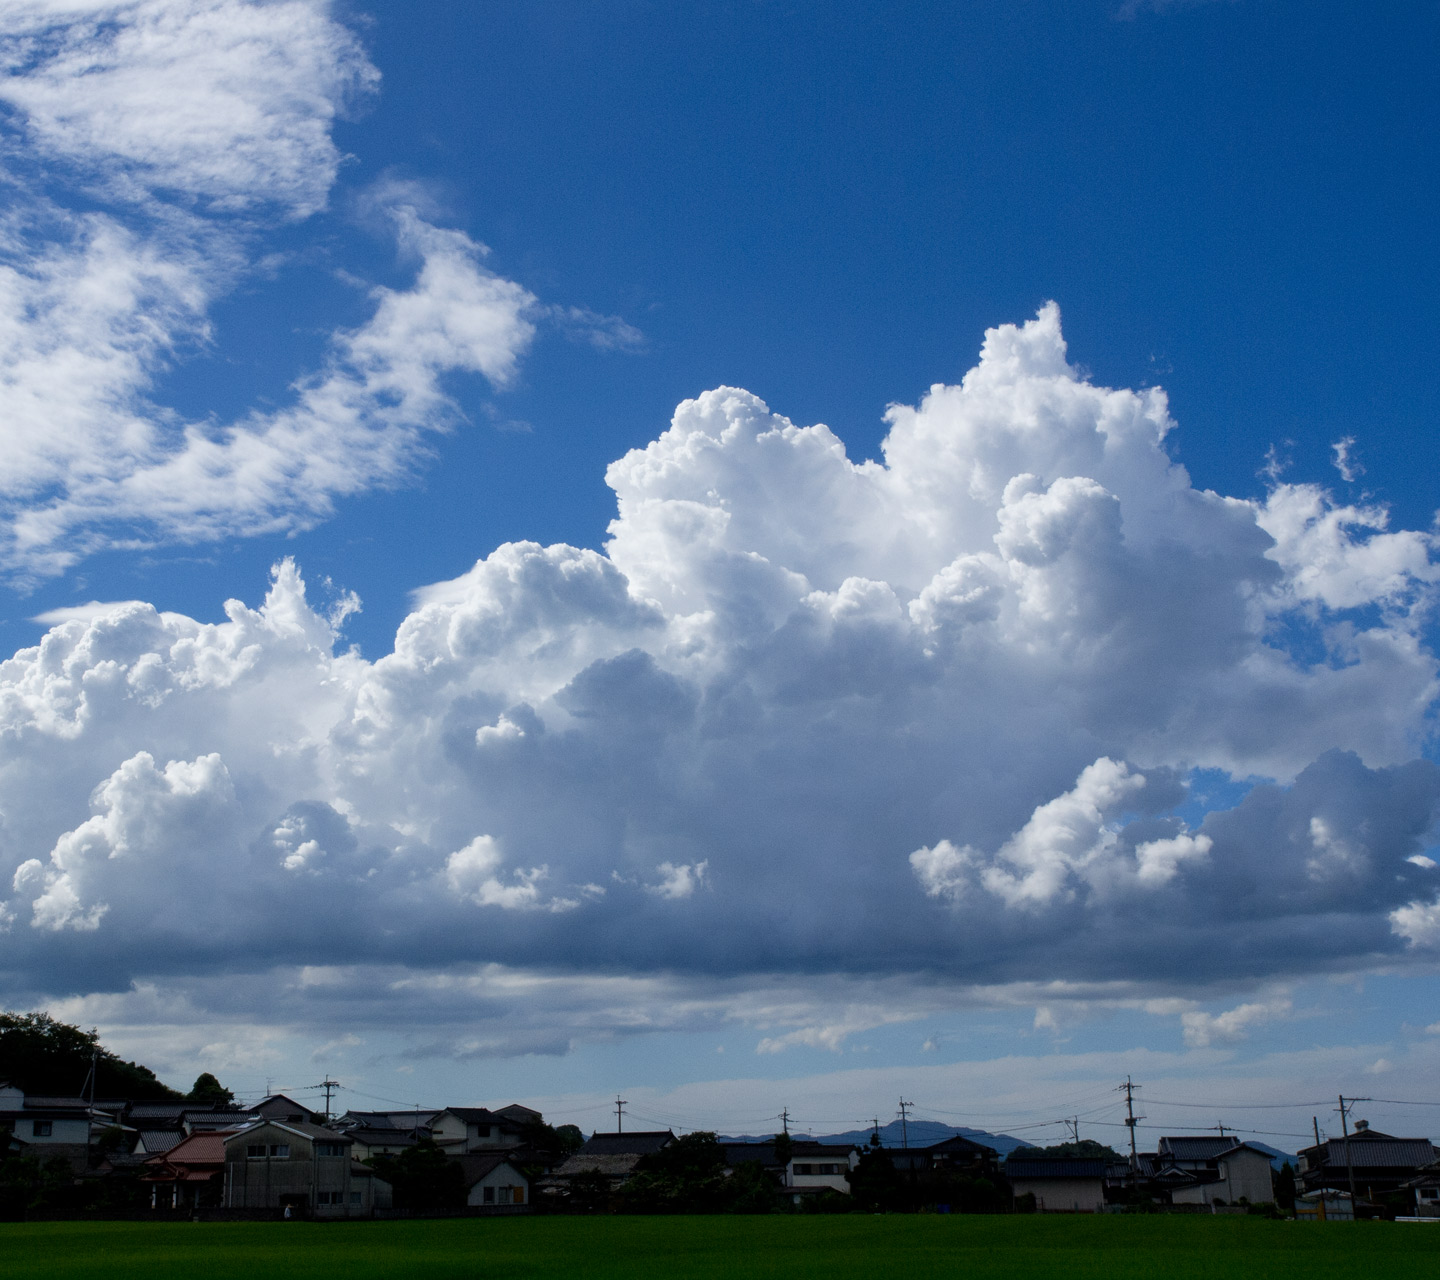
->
{"left": 0, "top": 1, "right": 629, "bottom": 581}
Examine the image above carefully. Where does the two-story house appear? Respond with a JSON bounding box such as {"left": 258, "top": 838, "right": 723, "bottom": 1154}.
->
{"left": 1157, "top": 1136, "right": 1275, "bottom": 1206}
{"left": 784, "top": 1141, "right": 857, "bottom": 1197}
{"left": 429, "top": 1106, "right": 529, "bottom": 1153}
{"left": 221, "top": 1119, "right": 390, "bottom": 1215}
{"left": 0, "top": 1081, "right": 95, "bottom": 1171}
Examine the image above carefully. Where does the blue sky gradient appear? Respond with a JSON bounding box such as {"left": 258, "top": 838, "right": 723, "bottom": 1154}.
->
{"left": 1, "top": 0, "right": 1438, "bottom": 1144}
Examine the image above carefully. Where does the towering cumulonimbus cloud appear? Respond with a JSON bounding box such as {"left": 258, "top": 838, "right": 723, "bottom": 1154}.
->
{"left": 3, "top": 304, "right": 1439, "bottom": 1053}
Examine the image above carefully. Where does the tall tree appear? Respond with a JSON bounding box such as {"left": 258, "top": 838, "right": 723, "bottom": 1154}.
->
{"left": 187, "top": 1073, "right": 235, "bottom": 1106}
{"left": 0, "top": 1011, "right": 179, "bottom": 1099}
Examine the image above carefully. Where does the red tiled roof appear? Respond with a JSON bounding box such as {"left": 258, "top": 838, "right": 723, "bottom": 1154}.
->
{"left": 146, "top": 1129, "right": 235, "bottom": 1168}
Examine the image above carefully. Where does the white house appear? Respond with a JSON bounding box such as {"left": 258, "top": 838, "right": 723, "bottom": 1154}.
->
{"left": 785, "top": 1141, "right": 857, "bottom": 1196}
{"left": 456, "top": 1154, "right": 531, "bottom": 1210}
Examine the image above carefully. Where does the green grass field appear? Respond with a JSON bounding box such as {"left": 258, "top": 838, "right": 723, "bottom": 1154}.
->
{"left": 3, "top": 1216, "right": 1437, "bottom": 1280}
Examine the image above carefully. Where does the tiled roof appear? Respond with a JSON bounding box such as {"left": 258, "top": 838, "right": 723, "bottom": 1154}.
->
{"left": 442, "top": 1107, "right": 508, "bottom": 1124}
{"left": 150, "top": 1131, "right": 231, "bottom": 1166}
{"left": 1159, "top": 1136, "right": 1242, "bottom": 1160}
{"left": 138, "top": 1130, "right": 182, "bottom": 1153}
{"left": 554, "top": 1152, "right": 646, "bottom": 1179}
{"left": 223, "top": 1118, "right": 352, "bottom": 1143}
{"left": 788, "top": 1140, "right": 854, "bottom": 1157}
{"left": 1327, "top": 1138, "right": 1438, "bottom": 1169}
{"left": 578, "top": 1131, "right": 674, "bottom": 1157}
{"left": 348, "top": 1127, "right": 420, "bottom": 1147}
{"left": 1005, "top": 1158, "right": 1109, "bottom": 1179}
{"left": 339, "top": 1110, "right": 437, "bottom": 1130}
{"left": 925, "top": 1134, "right": 998, "bottom": 1157}
{"left": 453, "top": 1153, "right": 526, "bottom": 1186}
{"left": 184, "top": 1110, "right": 250, "bottom": 1127}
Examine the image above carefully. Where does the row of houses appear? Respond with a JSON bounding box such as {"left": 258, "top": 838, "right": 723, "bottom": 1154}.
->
{"left": 4, "top": 1079, "right": 1438, "bottom": 1218}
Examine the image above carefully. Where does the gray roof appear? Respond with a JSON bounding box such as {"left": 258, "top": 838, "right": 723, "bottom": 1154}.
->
{"left": 925, "top": 1134, "right": 999, "bottom": 1157}
{"left": 184, "top": 1110, "right": 250, "bottom": 1127}
{"left": 347, "top": 1127, "right": 421, "bottom": 1148}
{"left": 441, "top": 1107, "right": 513, "bottom": 1125}
{"left": 1326, "top": 1138, "right": 1439, "bottom": 1169}
{"left": 554, "top": 1151, "right": 647, "bottom": 1180}
{"left": 453, "top": 1153, "right": 527, "bottom": 1187}
{"left": 1159, "top": 1136, "right": 1243, "bottom": 1160}
{"left": 1006, "top": 1158, "right": 1110, "bottom": 1180}
{"left": 126, "top": 1103, "right": 190, "bottom": 1120}
{"left": 224, "top": 1118, "right": 352, "bottom": 1144}
{"left": 139, "top": 1130, "right": 182, "bottom": 1153}
{"left": 338, "top": 1110, "right": 437, "bottom": 1131}
{"left": 579, "top": 1131, "right": 673, "bottom": 1157}
{"left": 788, "top": 1140, "right": 854, "bottom": 1158}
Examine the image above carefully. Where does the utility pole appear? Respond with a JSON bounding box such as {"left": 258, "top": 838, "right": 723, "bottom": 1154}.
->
{"left": 1312, "top": 1116, "right": 1322, "bottom": 1148}
{"left": 614, "top": 1096, "right": 627, "bottom": 1132}
{"left": 1063, "top": 1117, "right": 1079, "bottom": 1144}
{"left": 1336, "top": 1095, "right": 1369, "bottom": 1209}
{"left": 781, "top": 1107, "right": 790, "bottom": 1136}
{"left": 898, "top": 1099, "right": 917, "bottom": 1210}
{"left": 317, "top": 1077, "right": 339, "bottom": 1122}
{"left": 871, "top": 1117, "right": 881, "bottom": 1145}
{"left": 84, "top": 1043, "right": 98, "bottom": 1162}
{"left": 1120, "top": 1077, "right": 1143, "bottom": 1184}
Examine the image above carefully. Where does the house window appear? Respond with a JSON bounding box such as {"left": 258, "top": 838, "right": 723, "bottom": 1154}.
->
{"left": 32, "top": 1121, "right": 52, "bottom": 1137}
{"left": 349, "top": 1192, "right": 361, "bottom": 1206}
{"left": 483, "top": 1186, "right": 494, "bottom": 1204}
{"left": 477, "top": 1124, "right": 492, "bottom": 1137}
{"left": 794, "top": 1164, "right": 812, "bottom": 1175}
{"left": 246, "top": 1143, "right": 290, "bottom": 1158}
{"left": 1420, "top": 1188, "right": 1439, "bottom": 1201}
{"left": 315, "top": 1143, "right": 346, "bottom": 1157}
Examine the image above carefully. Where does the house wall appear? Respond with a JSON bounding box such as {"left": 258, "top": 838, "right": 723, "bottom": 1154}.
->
{"left": 432, "top": 1112, "right": 517, "bottom": 1152}
{"left": 1170, "top": 1153, "right": 1274, "bottom": 1206}
{"left": 17, "top": 1115, "right": 91, "bottom": 1144}
{"left": 1014, "top": 1178, "right": 1105, "bottom": 1212}
{"left": 1220, "top": 1151, "right": 1275, "bottom": 1204}
{"left": 466, "top": 1165, "right": 530, "bottom": 1208}
{"left": 787, "top": 1160, "right": 851, "bottom": 1194}
{"left": 429, "top": 1113, "right": 467, "bottom": 1148}
{"left": 222, "top": 1123, "right": 354, "bottom": 1213}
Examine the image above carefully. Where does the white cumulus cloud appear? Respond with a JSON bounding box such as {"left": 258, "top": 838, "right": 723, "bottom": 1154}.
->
{"left": 1, "top": 306, "right": 1439, "bottom": 1056}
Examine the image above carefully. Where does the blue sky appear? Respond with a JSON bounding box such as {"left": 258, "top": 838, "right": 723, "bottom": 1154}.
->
{"left": 2, "top": 0, "right": 1440, "bottom": 1147}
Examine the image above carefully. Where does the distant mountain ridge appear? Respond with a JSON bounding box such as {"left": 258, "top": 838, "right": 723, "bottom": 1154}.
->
{"left": 719, "top": 1118, "right": 1035, "bottom": 1157}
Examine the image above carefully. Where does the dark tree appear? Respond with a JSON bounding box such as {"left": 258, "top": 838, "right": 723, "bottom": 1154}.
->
{"left": 718, "top": 1159, "right": 781, "bottom": 1214}
{"left": 187, "top": 1072, "right": 235, "bottom": 1106}
{"left": 0, "top": 1011, "right": 179, "bottom": 1099}
{"left": 366, "top": 1140, "right": 465, "bottom": 1211}
{"left": 518, "top": 1117, "right": 584, "bottom": 1156}
{"left": 1275, "top": 1161, "right": 1296, "bottom": 1212}
{"left": 772, "top": 1131, "right": 793, "bottom": 1169}
{"left": 848, "top": 1145, "right": 903, "bottom": 1212}
{"left": 621, "top": 1131, "right": 730, "bottom": 1213}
